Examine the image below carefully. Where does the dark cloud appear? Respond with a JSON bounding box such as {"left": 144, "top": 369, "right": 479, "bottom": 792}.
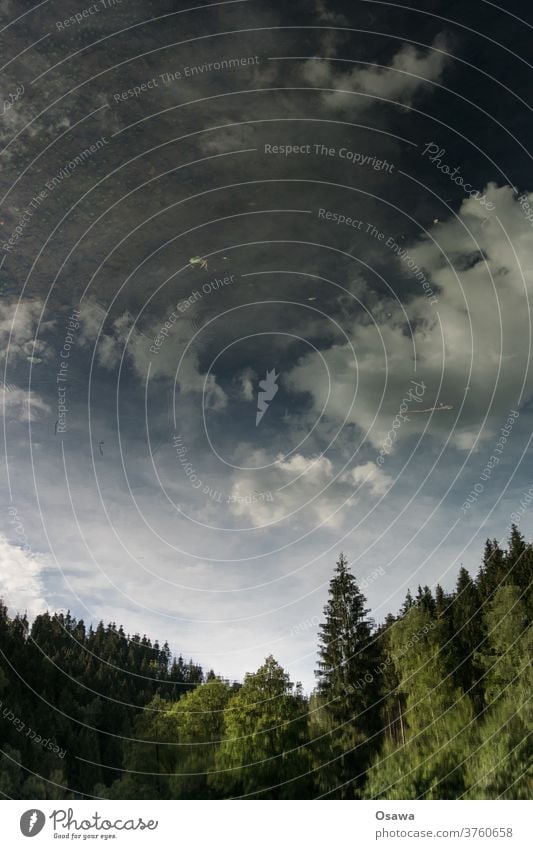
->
{"left": 1, "top": 0, "right": 532, "bottom": 685}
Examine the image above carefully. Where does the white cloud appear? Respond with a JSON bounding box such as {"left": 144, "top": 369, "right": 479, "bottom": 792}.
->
{"left": 0, "top": 533, "right": 48, "bottom": 617}
{"left": 0, "top": 299, "right": 55, "bottom": 364}
{"left": 227, "top": 452, "right": 392, "bottom": 528}
{"left": 286, "top": 183, "right": 533, "bottom": 452}
{"left": 0, "top": 386, "right": 50, "bottom": 422}
{"left": 79, "top": 299, "right": 228, "bottom": 409}
{"left": 312, "top": 0, "right": 348, "bottom": 25}
{"left": 340, "top": 460, "right": 392, "bottom": 496}
{"left": 78, "top": 299, "right": 105, "bottom": 347}
{"left": 237, "top": 367, "right": 256, "bottom": 402}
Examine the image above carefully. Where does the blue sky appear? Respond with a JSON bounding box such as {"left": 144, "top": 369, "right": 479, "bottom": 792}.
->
{"left": 1, "top": 0, "right": 533, "bottom": 690}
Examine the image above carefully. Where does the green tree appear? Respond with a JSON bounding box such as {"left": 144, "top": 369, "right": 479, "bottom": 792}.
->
{"left": 465, "top": 585, "right": 532, "bottom": 798}
{"left": 451, "top": 567, "right": 484, "bottom": 704}
{"left": 312, "top": 553, "right": 383, "bottom": 798}
{"left": 477, "top": 539, "right": 506, "bottom": 601}
{"left": 506, "top": 526, "right": 533, "bottom": 621}
{"left": 167, "top": 678, "right": 231, "bottom": 799}
{"left": 478, "top": 584, "right": 529, "bottom": 705}
{"left": 211, "top": 656, "right": 311, "bottom": 799}
{"left": 366, "top": 605, "right": 476, "bottom": 799}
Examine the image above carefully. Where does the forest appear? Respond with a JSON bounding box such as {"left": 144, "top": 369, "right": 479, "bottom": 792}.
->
{"left": 0, "top": 525, "right": 531, "bottom": 800}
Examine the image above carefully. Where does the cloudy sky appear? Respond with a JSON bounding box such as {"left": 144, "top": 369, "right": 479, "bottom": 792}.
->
{"left": 1, "top": 0, "right": 533, "bottom": 688}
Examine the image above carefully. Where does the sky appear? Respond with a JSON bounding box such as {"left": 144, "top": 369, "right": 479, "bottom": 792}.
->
{"left": 1, "top": 0, "right": 533, "bottom": 689}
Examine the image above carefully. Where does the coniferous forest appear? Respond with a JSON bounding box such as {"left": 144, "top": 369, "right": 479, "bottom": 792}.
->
{"left": 0, "top": 526, "right": 530, "bottom": 800}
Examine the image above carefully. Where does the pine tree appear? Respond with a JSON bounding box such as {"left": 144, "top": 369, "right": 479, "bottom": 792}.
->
{"left": 435, "top": 584, "right": 446, "bottom": 615}
{"left": 316, "top": 554, "right": 377, "bottom": 696}
{"left": 434, "top": 583, "right": 453, "bottom": 639}
{"left": 477, "top": 539, "right": 506, "bottom": 600}
{"left": 506, "top": 526, "right": 533, "bottom": 620}
{"left": 451, "top": 567, "right": 484, "bottom": 704}
{"left": 400, "top": 589, "right": 415, "bottom": 615}
{"left": 313, "top": 553, "right": 383, "bottom": 797}
{"left": 415, "top": 585, "right": 436, "bottom": 615}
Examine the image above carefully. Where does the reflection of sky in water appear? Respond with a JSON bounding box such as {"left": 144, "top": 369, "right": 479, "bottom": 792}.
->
{"left": 1, "top": 0, "right": 532, "bottom": 686}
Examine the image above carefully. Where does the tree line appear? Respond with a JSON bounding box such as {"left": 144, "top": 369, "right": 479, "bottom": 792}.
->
{"left": 0, "top": 525, "right": 531, "bottom": 799}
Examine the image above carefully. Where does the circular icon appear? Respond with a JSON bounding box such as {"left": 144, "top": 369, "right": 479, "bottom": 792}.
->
{"left": 20, "top": 810, "right": 46, "bottom": 837}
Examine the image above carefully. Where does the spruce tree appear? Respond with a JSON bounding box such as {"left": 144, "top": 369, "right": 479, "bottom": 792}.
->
{"left": 506, "top": 526, "right": 533, "bottom": 620}
{"left": 451, "top": 567, "right": 484, "bottom": 704}
{"left": 477, "top": 539, "right": 506, "bottom": 601}
{"left": 400, "top": 589, "right": 415, "bottom": 615}
{"left": 415, "top": 585, "right": 436, "bottom": 615}
{"left": 435, "top": 584, "right": 446, "bottom": 615}
{"left": 434, "top": 584, "right": 453, "bottom": 635}
{"left": 313, "top": 553, "right": 382, "bottom": 797}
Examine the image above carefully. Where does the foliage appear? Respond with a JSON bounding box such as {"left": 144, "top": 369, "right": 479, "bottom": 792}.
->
{"left": 312, "top": 553, "right": 383, "bottom": 797}
{"left": 210, "top": 656, "right": 312, "bottom": 799}
{"left": 0, "top": 528, "right": 531, "bottom": 799}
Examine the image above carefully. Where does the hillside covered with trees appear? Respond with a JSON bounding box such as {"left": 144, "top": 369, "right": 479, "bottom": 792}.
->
{"left": 0, "top": 526, "right": 531, "bottom": 799}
